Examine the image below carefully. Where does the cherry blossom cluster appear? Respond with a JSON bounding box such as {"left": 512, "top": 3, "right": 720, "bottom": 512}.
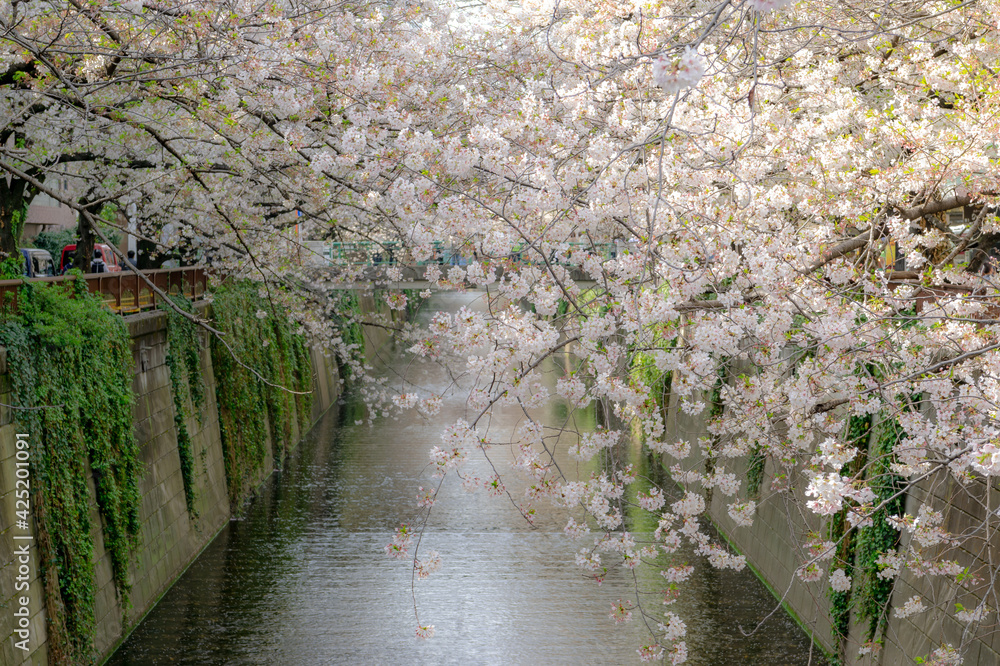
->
{"left": 384, "top": 524, "right": 413, "bottom": 560}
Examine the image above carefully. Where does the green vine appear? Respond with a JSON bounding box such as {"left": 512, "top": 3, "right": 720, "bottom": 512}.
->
{"left": 631, "top": 352, "right": 672, "bottom": 417}
{"left": 703, "top": 359, "right": 728, "bottom": 503}
{"left": 163, "top": 295, "right": 207, "bottom": 515}
{"left": 826, "top": 414, "right": 873, "bottom": 664}
{"left": 291, "top": 329, "right": 314, "bottom": 436}
{"left": 11, "top": 205, "right": 25, "bottom": 242}
{"left": 332, "top": 291, "right": 365, "bottom": 376}
{"left": 630, "top": 336, "right": 677, "bottom": 420}
{"left": 2, "top": 206, "right": 28, "bottom": 275}
{"left": 827, "top": 508, "right": 853, "bottom": 664}
{"left": 210, "top": 281, "right": 313, "bottom": 508}
{"left": 555, "top": 297, "right": 569, "bottom": 319}
{"left": 404, "top": 288, "right": 423, "bottom": 321}
{"left": 746, "top": 445, "right": 766, "bottom": 497}
{"left": 1, "top": 280, "right": 142, "bottom": 664}
{"left": 854, "top": 415, "right": 906, "bottom": 641}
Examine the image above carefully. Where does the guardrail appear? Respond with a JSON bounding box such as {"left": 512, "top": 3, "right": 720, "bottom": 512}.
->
{"left": 0, "top": 267, "right": 209, "bottom": 315}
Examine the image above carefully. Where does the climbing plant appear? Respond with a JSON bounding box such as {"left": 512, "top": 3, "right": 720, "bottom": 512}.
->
{"left": 703, "top": 359, "right": 728, "bottom": 503}
{"left": 0, "top": 253, "right": 23, "bottom": 279}
{"left": 826, "top": 414, "right": 873, "bottom": 663}
{"left": 1, "top": 206, "right": 28, "bottom": 278}
{"left": 331, "top": 291, "right": 365, "bottom": 377}
{"left": 630, "top": 334, "right": 677, "bottom": 423}
{"left": 209, "top": 281, "right": 313, "bottom": 508}
{"left": 745, "top": 446, "right": 766, "bottom": 498}
{"left": 631, "top": 351, "right": 672, "bottom": 420}
{"left": 854, "top": 415, "right": 907, "bottom": 641}
{"left": 163, "top": 295, "right": 207, "bottom": 515}
{"left": 290, "top": 328, "right": 314, "bottom": 436}
{"left": 1, "top": 280, "right": 142, "bottom": 665}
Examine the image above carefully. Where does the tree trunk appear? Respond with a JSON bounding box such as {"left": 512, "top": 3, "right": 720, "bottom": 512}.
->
{"left": 75, "top": 212, "right": 95, "bottom": 272}
{"left": 0, "top": 178, "right": 28, "bottom": 259}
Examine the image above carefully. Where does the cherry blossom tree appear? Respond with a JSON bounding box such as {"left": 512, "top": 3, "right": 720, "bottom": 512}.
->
{"left": 360, "top": 0, "right": 1000, "bottom": 663}
{"left": 4, "top": 0, "right": 1000, "bottom": 662}
{"left": 0, "top": 0, "right": 467, "bottom": 274}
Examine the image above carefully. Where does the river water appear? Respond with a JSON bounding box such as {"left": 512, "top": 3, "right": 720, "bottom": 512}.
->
{"left": 108, "top": 292, "right": 824, "bottom": 665}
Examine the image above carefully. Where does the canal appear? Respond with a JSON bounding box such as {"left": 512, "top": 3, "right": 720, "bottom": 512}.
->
{"left": 108, "top": 292, "right": 824, "bottom": 665}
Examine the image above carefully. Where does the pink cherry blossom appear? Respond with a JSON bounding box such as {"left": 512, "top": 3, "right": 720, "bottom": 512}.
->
{"left": 652, "top": 47, "right": 707, "bottom": 94}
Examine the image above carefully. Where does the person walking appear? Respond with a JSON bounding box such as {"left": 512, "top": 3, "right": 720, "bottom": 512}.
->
{"left": 91, "top": 248, "right": 106, "bottom": 273}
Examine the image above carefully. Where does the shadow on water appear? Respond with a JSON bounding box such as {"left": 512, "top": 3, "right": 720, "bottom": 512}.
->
{"left": 109, "top": 294, "right": 825, "bottom": 666}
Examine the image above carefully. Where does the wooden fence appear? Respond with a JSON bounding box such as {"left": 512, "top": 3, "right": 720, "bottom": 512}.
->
{"left": 0, "top": 267, "right": 208, "bottom": 314}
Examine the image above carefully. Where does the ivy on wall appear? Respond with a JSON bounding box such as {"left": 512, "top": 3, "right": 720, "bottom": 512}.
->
{"left": 631, "top": 351, "right": 673, "bottom": 421}
{"left": 209, "top": 281, "right": 313, "bottom": 508}
{"left": 163, "top": 295, "right": 207, "bottom": 515}
{"left": 290, "top": 328, "right": 314, "bottom": 436}
{"left": 854, "top": 415, "right": 906, "bottom": 641}
{"left": 745, "top": 446, "right": 766, "bottom": 497}
{"left": 826, "top": 414, "right": 872, "bottom": 663}
{"left": 404, "top": 288, "right": 423, "bottom": 321}
{"left": 0, "top": 277, "right": 324, "bottom": 661}
{"left": 629, "top": 340, "right": 676, "bottom": 479}
{"left": 338, "top": 292, "right": 365, "bottom": 370}
{"left": 819, "top": 410, "right": 906, "bottom": 662}
{"left": 632, "top": 341, "right": 910, "bottom": 658}
{"left": 702, "top": 360, "right": 729, "bottom": 504}
{"left": 1, "top": 281, "right": 142, "bottom": 665}
{"left": 630, "top": 333, "right": 678, "bottom": 424}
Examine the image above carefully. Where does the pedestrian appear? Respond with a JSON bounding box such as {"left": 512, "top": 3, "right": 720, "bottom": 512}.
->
{"left": 91, "top": 248, "right": 106, "bottom": 273}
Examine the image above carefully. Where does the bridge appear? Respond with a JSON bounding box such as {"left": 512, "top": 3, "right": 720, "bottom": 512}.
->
{"left": 303, "top": 240, "right": 617, "bottom": 289}
{"left": 304, "top": 240, "right": 617, "bottom": 267}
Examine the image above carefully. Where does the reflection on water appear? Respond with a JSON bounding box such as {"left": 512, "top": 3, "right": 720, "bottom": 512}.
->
{"left": 109, "top": 293, "right": 824, "bottom": 665}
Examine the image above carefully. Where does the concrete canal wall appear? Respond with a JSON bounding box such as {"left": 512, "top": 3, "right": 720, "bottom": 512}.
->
{"left": 664, "top": 373, "right": 1000, "bottom": 665}
{"left": 0, "top": 304, "right": 341, "bottom": 664}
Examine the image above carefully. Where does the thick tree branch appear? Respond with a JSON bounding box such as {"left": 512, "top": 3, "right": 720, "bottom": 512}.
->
{"left": 807, "top": 227, "right": 886, "bottom": 273}
{"left": 813, "top": 340, "right": 1000, "bottom": 414}
{"left": 898, "top": 194, "right": 972, "bottom": 220}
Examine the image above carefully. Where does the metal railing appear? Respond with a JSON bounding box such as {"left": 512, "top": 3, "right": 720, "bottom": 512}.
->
{"left": 0, "top": 267, "right": 209, "bottom": 315}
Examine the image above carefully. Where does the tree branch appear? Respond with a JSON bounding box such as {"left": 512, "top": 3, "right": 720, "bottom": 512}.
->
{"left": 807, "top": 227, "right": 885, "bottom": 273}
{"left": 898, "top": 194, "right": 972, "bottom": 220}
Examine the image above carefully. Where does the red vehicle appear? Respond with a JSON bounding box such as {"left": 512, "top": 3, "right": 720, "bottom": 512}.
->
{"left": 60, "top": 243, "right": 122, "bottom": 274}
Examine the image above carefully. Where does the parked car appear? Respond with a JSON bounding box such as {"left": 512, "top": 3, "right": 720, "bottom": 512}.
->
{"left": 20, "top": 248, "right": 55, "bottom": 277}
{"left": 59, "top": 244, "right": 122, "bottom": 274}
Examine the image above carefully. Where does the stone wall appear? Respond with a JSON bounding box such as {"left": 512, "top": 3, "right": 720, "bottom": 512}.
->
{"left": 873, "top": 474, "right": 1000, "bottom": 666}
{"left": 0, "top": 349, "right": 46, "bottom": 666}
{"left": 664, "top": 378, "right": 833, "bottom": 652}
{"left": 0, "top": 304, "right": 340, "bottom": 664}
{"left": 357, "top": 291, "right": 406, "bottom": 364}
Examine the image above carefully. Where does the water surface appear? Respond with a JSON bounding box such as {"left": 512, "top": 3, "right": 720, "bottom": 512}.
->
{"left": 109, "top": 293, "right": 824, "bottom": 665}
